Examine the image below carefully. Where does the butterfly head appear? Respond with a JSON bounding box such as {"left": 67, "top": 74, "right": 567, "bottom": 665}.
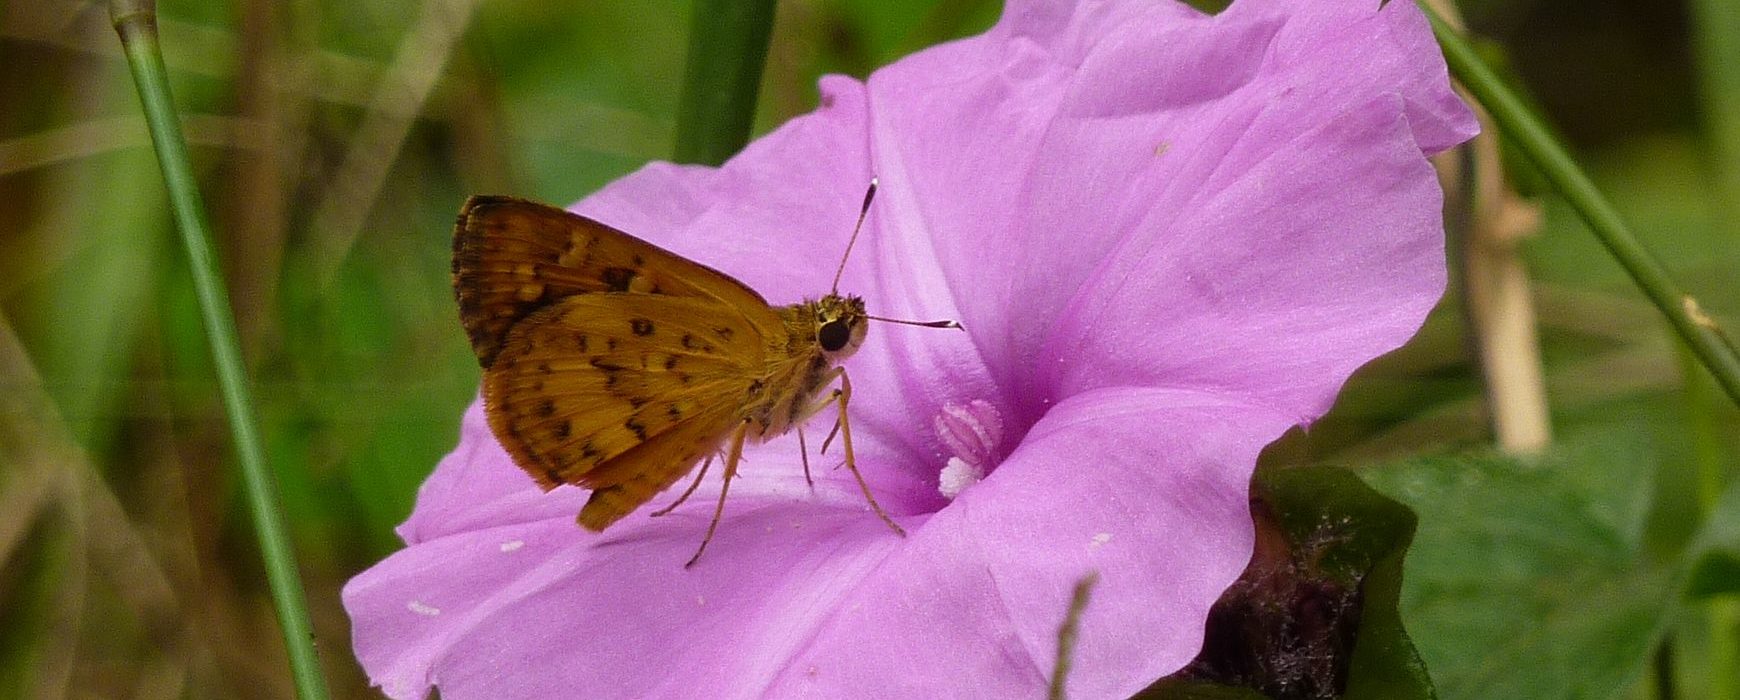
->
{"left": 813, "top": 294, "right": 869, "bottom": 360}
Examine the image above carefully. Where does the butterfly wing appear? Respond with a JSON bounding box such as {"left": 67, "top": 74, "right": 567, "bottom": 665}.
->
{"left": 482, "top": 293, "right": 767, "bottom": 529}
{"left": 453, "top": 195, "right": 773, "bottom": 367}
{"left": 575, "top": 402, "right": 742, "bottom": 530}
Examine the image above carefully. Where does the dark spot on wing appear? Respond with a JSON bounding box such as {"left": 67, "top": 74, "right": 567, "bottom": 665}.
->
{"left": 680, "top": 333, "right": 716, "bottom": 354}
{"left": 537, "top": 400, "right": 556, "bottom": 417}
{"left": 625, "top": 418, "right": 648, "bottom": 441}
{"left": 553, "top": 421, "right": 570, "bottom": 439}
{"left": 601, "top": 267, "right": 636, "bottom": 292}
{"left": 630, "top": 318, "right": 654, "bottom": 336}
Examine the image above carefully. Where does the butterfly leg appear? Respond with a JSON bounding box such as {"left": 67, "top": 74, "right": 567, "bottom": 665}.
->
{"left": 817, "top": 415, "right": 843, "bottom": 463}
{"left": 686, "top": 419, "right": 751, "bottom": 568}
{"left": 797, "top": 426, "right": 815, "bottom": 487}
{"left": 651, "top": 453, "right": 715, "bottom": 518}
{"left": 830, "top": 370, "right": 906, "bottom": 538}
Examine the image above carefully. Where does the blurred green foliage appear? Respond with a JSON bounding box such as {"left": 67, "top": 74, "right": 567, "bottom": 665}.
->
{"left": 0, "top": 0, "right": 1736, "bottom": 697}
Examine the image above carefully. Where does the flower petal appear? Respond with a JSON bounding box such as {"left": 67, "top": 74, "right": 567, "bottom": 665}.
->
{"left": 764, "top": 386, "right": 1295, "bottom": 698}
{"left": 863, "top": 0, "right": 1476, "bottom": 421}
{"left": 396, "top": 400, "right": 584, "bottom": 544}
{"left": 1043, "top": 90, "right": 1456, "bottom": 420}
{"left": 345, "top": 387, "right": 1291, "bottom": 698}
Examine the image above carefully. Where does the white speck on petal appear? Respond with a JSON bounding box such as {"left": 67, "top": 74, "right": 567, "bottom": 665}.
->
{"left": 499, "top": 540, "right": 524, "bottom": 553}
{"left": 938, "top": 457, "right": 984, "bottom": 500}
{"left": 1090, "top": 532, "right": 1112, "bottom": 549}
{"left": 696, "top": 596, "right": 706, "bottom": 606}
{"left": 407, "top": 600, "right": 441, "bottom": 616}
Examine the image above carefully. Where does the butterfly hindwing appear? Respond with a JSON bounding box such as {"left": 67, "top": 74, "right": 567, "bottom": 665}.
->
{"left": 481, "top": 293, "right": 765, "bottom": 499}
{"left": 576, "top": 405, "right": 742, "bottom": 530}
{"left": 454, "top": 195, "right": 774, "bottom": 367}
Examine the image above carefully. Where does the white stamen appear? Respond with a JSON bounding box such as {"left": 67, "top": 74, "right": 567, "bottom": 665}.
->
{"left": 407, "top": 600, "right": 441, "bottom": 616}
{"left": 1090, "top": 532, "right": 1112, "bottom": 550}
{"left": 938, "top": 457, "right": 984, "bottom": 500}
{"left": 499, "top": 540, "right": 524, "bottom": 553}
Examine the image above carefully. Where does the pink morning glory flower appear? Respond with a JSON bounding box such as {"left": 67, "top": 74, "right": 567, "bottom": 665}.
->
{"left": 343, "top": 0, "right": 1476, "bottom": 697}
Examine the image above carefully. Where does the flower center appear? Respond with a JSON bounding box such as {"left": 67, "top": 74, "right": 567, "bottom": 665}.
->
{"left": 934, "top": 399, "right": 1005, "bottom": 499}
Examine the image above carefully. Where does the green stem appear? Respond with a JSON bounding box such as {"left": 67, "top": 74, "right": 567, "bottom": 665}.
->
{"left": 109, "top": 2, "right": 331, "bottom": 698}
{"left": 1423, "top": 4, "right": 1740, "bottom": 408}
{"left": 673, "top": 0, "right": 777, "bottom": 165}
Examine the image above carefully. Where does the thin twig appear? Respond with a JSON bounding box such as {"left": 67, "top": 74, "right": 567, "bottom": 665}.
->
{"left": 1427, "top": 0, "right": 1550, "bottom": 455}
{"left": 1049, "top": 572, "right": 1100, "bottom": 700}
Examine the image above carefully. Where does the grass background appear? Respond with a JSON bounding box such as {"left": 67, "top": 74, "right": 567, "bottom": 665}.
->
{"left": 1, "top": 0, "right": 1735, "bottom": 697}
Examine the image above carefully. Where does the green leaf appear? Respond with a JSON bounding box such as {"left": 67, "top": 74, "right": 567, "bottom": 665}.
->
{"left": 1689, "top": 478, "right": 1740, "bottom": 598}
{"left": 1144, "top": 465, "right": 1433, "bottom": 699}
{"left": 1262, "top": 467, "right": 1433, "bottom": 699}
{"left": 1358, "top": 439, "right": 1674, "bottom": 699}
{"left": 673, "top": 0, "right": 777, "bottom": 165}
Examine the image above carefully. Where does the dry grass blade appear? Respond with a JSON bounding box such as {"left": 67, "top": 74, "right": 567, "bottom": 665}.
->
{"left": 308, "top": 0, "right": 481, "bottom": 289}
{"left": 0, "top": 114, "right": 271, "bottom": 176}
{"left": 1, "top": 0, "right": 459, "bottom": 112}
{"left": 0, "top": 315, "right": 196, "bottom": 697}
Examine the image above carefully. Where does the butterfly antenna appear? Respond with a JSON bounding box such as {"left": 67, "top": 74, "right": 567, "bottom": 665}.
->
{"left": 866, "top": 314, "right": 963, "bottom": 330}
{"left": 831, "top": 177, "right": 878, "bottom": 294}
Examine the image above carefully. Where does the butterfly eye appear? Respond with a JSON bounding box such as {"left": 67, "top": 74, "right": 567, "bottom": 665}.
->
{"left": 818, "top": 320, "right": 852, "bottom": 352}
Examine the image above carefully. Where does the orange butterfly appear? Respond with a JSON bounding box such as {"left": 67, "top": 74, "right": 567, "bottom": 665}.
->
{"left": 452, "top": 182, "right": 956, "bottom": 566}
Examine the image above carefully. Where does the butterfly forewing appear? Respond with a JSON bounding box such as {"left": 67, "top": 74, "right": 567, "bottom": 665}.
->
{"left": 454, "top": 195, "right": 773, "bottom": 367}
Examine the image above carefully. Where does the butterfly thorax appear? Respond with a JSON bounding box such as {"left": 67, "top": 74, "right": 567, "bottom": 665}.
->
{"left": 744, "top": 294, "right": 867, "bottom": 438}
